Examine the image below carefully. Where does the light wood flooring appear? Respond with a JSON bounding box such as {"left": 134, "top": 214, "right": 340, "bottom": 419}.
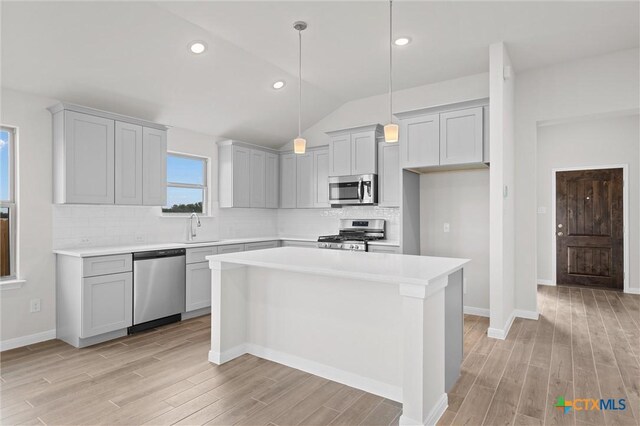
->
{"left": 439, "top": 285, "right": 640, "bottom": 426}
{"left": 1, "top": 285, "right": 638, "bottom": 426}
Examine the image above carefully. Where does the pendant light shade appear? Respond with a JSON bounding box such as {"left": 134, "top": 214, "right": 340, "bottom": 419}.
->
{"left": 294, "top": 137, "right": 306, "bottom": 154}
{"left": 384, "top": 123, "right": 399, "bottom": 143}
{"left": 385, "top": 0, "right": 398, "bottom": 143}
{"left": 294, "top": 21, "right": 307, "bottom": 154}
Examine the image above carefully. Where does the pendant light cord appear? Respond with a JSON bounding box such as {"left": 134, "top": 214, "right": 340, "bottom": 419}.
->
{"left": 389, "top": 0, "right": 393, "bottom": 125}
{"left": 298, "top": 28, "right": 302, "bottom": 138}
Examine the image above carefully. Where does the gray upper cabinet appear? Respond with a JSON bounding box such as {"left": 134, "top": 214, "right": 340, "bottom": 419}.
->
{"left": 142, "top": 127, "right": 167, "bottom": 206}
{"left": 218, "top": 141, "right": 279, "bottom": 209}
{"left": 396, "top": 100, "right": 489, "bottom": 172}
{"left": 313, "top": 148, "right": 329, "bottom": 208}
{"left": 115, "top": 122, "right": 143, "bottom": 205}
{"left": 328, "top": 134, "right": 351, "bottom": 176}
{"left": 399, "top": 113, "right": 440, "bottom": 169}
{"left": 280, "top": 153, "right": 297, "bottom": 208}
{"left": 326, "top": 125, "right": 381, "bottom": 177}
{"left": 56, "top": 110, "right": 115, "bottom": 204}
{"left": 250, "top": 149, "right": 266, "bottom": 208}
{"left": 296, "top": 152, "right": 314, "bottom": 208}
{"left": 49, "top": 103, "right": 168, "bottom": 205}
{"left": 439, "top": 107, "right": 483, "bottom": 165}
{"left": 265, "top": 153, "right": 279, "bottom": 208}
{"left": 378, "top": 142, "right": 400, "bottom": 207}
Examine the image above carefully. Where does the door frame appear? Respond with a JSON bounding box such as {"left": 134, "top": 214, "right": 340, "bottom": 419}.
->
{"left": 551, "top": 164, "right": 629, "bottom": 292}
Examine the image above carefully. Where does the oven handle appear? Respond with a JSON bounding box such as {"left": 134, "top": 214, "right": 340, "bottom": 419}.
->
{"left": 358, "top": 178, "right": 364, "bottom": 202}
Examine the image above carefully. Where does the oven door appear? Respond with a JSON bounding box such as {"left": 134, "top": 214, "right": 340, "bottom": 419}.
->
{"left": 328, "top": 174, "right": 377, "bottom": 205}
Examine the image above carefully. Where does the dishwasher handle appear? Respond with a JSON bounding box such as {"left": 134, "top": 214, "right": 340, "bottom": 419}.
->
{"left": 133, "top": 248, "right": 186, "bottom": 260}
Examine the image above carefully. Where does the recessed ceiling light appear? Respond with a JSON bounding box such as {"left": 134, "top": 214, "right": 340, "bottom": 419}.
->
{"left": 189, "top": 41, "right": 207, "bottom": 54}
{"left": 272, "top": 81, "right": 286, "bottom": 90}
{"left": 394, "top": 37, "right": 411, "bottom": 46}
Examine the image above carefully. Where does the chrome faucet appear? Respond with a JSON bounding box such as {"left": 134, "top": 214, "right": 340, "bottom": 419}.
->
{"left": 189, "top": 212, "right": 201, "bottom": 241}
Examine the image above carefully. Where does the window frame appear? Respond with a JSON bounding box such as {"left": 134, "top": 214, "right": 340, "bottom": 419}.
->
{"left": 1, "top": 126, "right": 17, "bottom": 280}
{"left": 163, "top": 151, "right": 209, "bottom": 216}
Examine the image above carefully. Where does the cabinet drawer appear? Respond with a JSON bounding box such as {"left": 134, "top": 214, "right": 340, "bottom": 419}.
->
{"left": 281, "top": 240, "right": 318, "bottom": 248}
{"left": 83, "top": 254, "right": 132, "bottom": 277}
{"left": 217, "top": 244, "right": 245, "bottom": 254}
{"left": 368, "top": 245, "right": 401, "bottom": 254}
{"left": 186, "top": 246, "right": 219, "bottom": 264}
{"left": 245, "top": 241, "right": 279, "bottom": 251}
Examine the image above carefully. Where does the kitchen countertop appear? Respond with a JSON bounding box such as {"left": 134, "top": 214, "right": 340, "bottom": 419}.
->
{"left": 53, "top": 236, "right": 401, "bottom": 258}
{"left": 207, "top": 246, "right": 468, "bottom": 286}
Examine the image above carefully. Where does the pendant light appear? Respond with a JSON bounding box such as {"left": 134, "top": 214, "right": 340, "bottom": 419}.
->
{"left": 293, "top": 21, "right": 307, "bottom": 154}
{"left": 384, "top": 0, "right": 399, "bottom": 143}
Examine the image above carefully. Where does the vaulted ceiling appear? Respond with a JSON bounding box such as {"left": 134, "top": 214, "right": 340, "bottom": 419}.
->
{"left": 2, "top": 1, "right": 638, "bottom": 147}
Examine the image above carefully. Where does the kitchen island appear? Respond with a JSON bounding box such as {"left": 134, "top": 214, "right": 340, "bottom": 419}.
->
{"left": 207, "top": 247, "right": 469, "bottom": 426}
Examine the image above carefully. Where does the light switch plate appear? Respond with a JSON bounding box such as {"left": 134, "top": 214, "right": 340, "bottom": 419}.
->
{"left": 444, "top": 223, "right": 450, "bottom": 233}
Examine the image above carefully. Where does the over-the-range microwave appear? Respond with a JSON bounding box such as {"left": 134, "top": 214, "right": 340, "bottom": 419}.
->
{"left": 328, "top": 174, "right": 378, "bottom": 206}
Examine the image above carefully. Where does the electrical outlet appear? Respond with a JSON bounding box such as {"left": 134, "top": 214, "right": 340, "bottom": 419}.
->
{"left": 30, "top": 298, "right": 41, "bottom": 313}
{"left": 134, "top": 234, "right": 145, "bottom": 243}
{"left": 443, "top": 223, "right": 450, "bottom": 233}
{"left": 79, "top": 237, "right": 91, "bottom": 245}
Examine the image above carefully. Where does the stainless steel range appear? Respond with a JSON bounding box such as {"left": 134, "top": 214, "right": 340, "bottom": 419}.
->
{"left": 317, "top": 219, "right": 385, "bottom": 251}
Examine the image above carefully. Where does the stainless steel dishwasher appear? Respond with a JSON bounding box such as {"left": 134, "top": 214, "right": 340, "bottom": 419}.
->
{"left": 131, "top": 248, "right": 186, "bottom": 333}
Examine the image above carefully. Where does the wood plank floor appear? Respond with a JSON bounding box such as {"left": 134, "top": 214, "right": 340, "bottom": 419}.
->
{"left": 1, "top": 285, "right": 637, "bottom": 425}
{"left": 440, "top": 285, "right": 640, "bottom": 426}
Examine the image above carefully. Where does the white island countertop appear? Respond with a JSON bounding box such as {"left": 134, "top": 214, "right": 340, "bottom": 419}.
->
{"left": 208, "top": 246, "right": 469, "bottom": 286}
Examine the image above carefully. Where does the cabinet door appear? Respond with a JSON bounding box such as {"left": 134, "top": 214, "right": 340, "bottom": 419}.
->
{"left": 250, "top": 149, "right": 266, "bottom": 208}
{"left": 280, "top": 153, "right": 297, "bottom": 208}
{"left": 329, "top": 134, "right": 351, "bottom": 176}
{"left": 350, "top": 131, "right": 377, "bottom": 175}
{"left": 142, "top": 127, "right": 167, "bottom": 206}
{"left": 378, "top": 142, "right": 400, "bottom": 207}
{"left": 439, "top": 107, "right": 483, "bottom": 165}
{"left": 115, "top": 122, "right": 143, "bottom": 205}
{"left": 399, "top": 114, "right": 439, "bottom": 168}
{"left": 64, "top": 111, "right": 115, "bottom": 204}
{"left": 313, "top": 148, "right": 329, "bottom": 208}
{"left": 82, "top": 272, "right": 132, "bottom": 338}
{"left": 186, "top": 262, "right": 211, "bottom": 312}
{"left": 296, "top": 152, "right": 314, "bottom": 208}
{"left": 265, "top": 153, "right": 279, "bottom": 208}
{"left": 231, "top": 146, "right": 251, "bottom": 207}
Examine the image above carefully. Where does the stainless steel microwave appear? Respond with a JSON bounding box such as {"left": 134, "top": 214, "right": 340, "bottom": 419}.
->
{"left": 328, "top": 174, "right": 378, "bottom": 206}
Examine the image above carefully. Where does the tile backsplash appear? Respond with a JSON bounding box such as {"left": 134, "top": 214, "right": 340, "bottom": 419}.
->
{"left": 52, "top": 205, "right": 399, "bottom": 249}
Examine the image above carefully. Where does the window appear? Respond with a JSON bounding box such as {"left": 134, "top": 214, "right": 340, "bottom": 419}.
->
{"left": 162, "top": 153, "right": 208, "bottom": 214}
{"left": 0, "top": 127, "right": 16, "bottom": 278}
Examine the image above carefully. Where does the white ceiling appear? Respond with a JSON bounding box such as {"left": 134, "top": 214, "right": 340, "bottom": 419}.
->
{"left": 2, "top": 1, "right": 638, "bottom": 147}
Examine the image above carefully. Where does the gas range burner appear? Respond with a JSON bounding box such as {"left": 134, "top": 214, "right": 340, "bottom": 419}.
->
{"left": 317, "top": 219, "right": 385, "bottom": 252}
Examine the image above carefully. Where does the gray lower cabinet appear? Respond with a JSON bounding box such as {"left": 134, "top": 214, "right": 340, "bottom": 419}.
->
{"left": 218, "top": 243, "right": 245, "bottom": 254}
{"left": 186, "top": 262, "right": 212, "bottom": 312}
{"left": 82, "top": 272, "right": 133, "bottom": 338}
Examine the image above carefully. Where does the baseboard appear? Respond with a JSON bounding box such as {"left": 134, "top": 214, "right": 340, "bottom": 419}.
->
{"left": 0, "top": 329, "right": 57, "bottom": 352}
{"left": 463, "top": 306, "right": 490, "bottom": 317}
{"left": 626, "top": 288, "right": 640, "bottom": 295}
{"left": 208, "top": 344, "right": 247, "bottom": 365}
{"left": 537, "top": 279, "right": 554, "bottom": 286}
{"left": 182, "top": 307, "right": 211, "bottom": 320}
{"left": 226, "top": 343, "right": 402, "bottom": 402}
{"left": 487, "top": 311, "right": 516, "bottom": 340}
{"left": 514, "top": 309, "right": 539, "bottom": 320}
{"left": 399, "top": 393, "right": 448, "bottom": 426}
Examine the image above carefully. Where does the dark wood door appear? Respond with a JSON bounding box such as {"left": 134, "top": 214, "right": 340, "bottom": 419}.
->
{"left": 556, "top": 168, "right": 623, "bottom": 289}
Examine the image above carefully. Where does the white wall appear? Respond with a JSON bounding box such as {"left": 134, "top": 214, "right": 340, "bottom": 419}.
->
{"left": 1, "top": 88, "right": 57, "bottom": 344}
{"left": 489, "top": 42, "right": 517, "bottom": 336}
{"left": 536, "top": 114, "right": 639, "bottom": 291}
{"left": 420, "top": 170, "right": 490, "bottom": 312}
{"left": 515, "top": 48, "right": 640, "bottom": 312}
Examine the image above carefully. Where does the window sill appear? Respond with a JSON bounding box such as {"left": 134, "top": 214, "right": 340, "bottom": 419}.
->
{"left": 0, "top": 279, "right": 26, "bottom": 290}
